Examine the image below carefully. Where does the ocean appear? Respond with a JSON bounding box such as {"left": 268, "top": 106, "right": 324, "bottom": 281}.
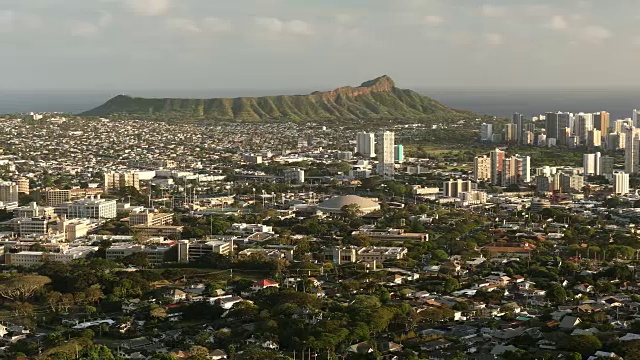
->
{"left": 1, "top": 88, "right": 639, "bottom": 120}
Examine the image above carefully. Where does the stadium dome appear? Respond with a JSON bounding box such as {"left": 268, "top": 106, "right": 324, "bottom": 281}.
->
{"left": 317, "top": 195, "right": 380, "bottom": 214}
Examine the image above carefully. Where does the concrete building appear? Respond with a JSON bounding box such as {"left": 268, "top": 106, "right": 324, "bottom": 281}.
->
{"left": 504, "top": 123, "right": 517, "bottom": 143}
{"left": 0, "top": 181, "right": 19, "bottom": 203}
{"left": 574, "top": 112, "right": 594, "bottom": 144}
{"left": 545, "top": 112, "right": 571, "bottom": 142}
{"left": 15, "top": 177, "right": 29, "bottom": 194}
{"left": 512, "top": 113, "right": 523, "bottom": 143}
{"left": 356, "top": 132, "right": 376, "bottom": 158}
{"left": 376, "top": 131, "right": 395, "bottom": 178}
{"left": 13, "top": 202, "right": 55, "bottom": 220}
{"left": 132, "top": 225, "right": 183, "bottom": 239}
{"left": 44, "top": 188, "right": 104, "bottom": 206}
{"left": 104, "top": 171, "right": 140, "bottom": 193}
{"left": 559, "top": 173, "right": 584, "bottom": 193}
{"left": 600, "top": 155, "right": 615, "bottom": 180}
{"left": 15, "top": 217, "right": 49, "bottom": 236}
{"left": 490, "top": 148, "right": 505, "bottom": 185}
{"left": 129, "top": 211, "right": 174, "bottom": 226}
{"left": 480, "top": 123, "right": 493, "bottom": 141}
{"left": 614, "top": 172, "right": 630, "bottom": 195}
{"left": 583, "top": 152, "right": 601, "bottom": 176}
{"left": 67, "top": 197, "right": 117, "bottom": 220}
{"left": 5, "top": 246, "right": 97, "bottom": 267}
{"left": 179, "top": 240, "right": 232, "bottom": 262}
{"left": 443, "top": 179, "right": 474, "bottom": 198}
{"left": 593, "top": 111, "right": 610, "bottom": 134}
{"left": 515, "top": 155, "right": 531, "bottom": 183}
{"left": 587, "top": 129, "right": 602, "bottom": 147}
{"left": 502, "top": 157, "right": 519, "bottom": 186}
{"left": 284, "top": 168, "right": 305, "bottom": 184}
{"left": 624, "top": 126, "right": 640, "bottom": 174}
{"left": 57, "top": 217, "right": 91, "bottom": 241}
{"left": 474, "top": 155, "right": 492, "bottom": 182}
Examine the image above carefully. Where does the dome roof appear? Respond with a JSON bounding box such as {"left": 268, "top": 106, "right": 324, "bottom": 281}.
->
{"left": 317, "top": 195, "right": 380, "bottom": 213}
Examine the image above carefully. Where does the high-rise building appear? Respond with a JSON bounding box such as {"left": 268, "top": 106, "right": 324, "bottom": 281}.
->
{"left": 356, "top": 132, "right": 376, "bottom": 158}
{"left": 583, "top": 152, "right": 601, "bottom": 176}
{"left": 587, "top": 129, "right": 602, "bottom": 147}
{"left": 15, "top": 177, "right": 29, "bottom": 194}
{"left": 490, "top": 148, "right": 505, "bottom": 185}
{"left": 394, "top": 144, "right": 404, "bottom": 163}
{"left": 615, "top": 119, "right": 634, "bottom": 133}
{"left": 593, "top": 111, "right": 610, "bottom": 134}
{"left": 634, "top": 110, "right": 640, "bottom": 127}
{"left": 606, "top": 132, "right": 624, "bottom": 151}
{"left": 284, "top": 168, "right": 305, "bottom": 184}
{"left": 614, "top": 172, "right": 630, "bottom": 195}
{"left": 536, "top": 176, "right": 552, "bottom": 193}
{"left": 559, "top": 173, "right": 584, "bottom": 193}
{"left": 515, "top": 155, "right": 531, "bottom": 183}
{"left": 480, "top": 123, "right": 493, "bottom": 141}
{"left": 512, "top": 113, "right": 523, "bottom": 143}
{"left": 0, "top": 181, "right": 19, "bottom": 203}
{"left": 104, "top": 172, "right": 140, "bottom": 193}
{"left": 624, "top": 126, "right": 640, "bottom": 174}
{"left": 545, "top": 112, "right": 571, "bottom": 141}
{"left": 443, "top": 179, "right": 474, "bottom": 197}
{"left": 504, "top": 123, "right": 517, "bottom": 143}
{"left": 473, "top": 155, "right": 492, "bottom": 182}
{"left": 502, "top": 157, "right": 519, "bottom": 186}
{"left": 574, "top": 113, "right": 594, "bottom": 144}
{"left": 376, "top": 131, "right": 395, "bottom": 179}
{"left": 600, "top": 155, "right": 615, "bottom": 180}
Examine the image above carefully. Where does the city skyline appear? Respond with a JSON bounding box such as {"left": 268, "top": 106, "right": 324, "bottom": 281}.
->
{"left": 2, "top": 0, "right": 640, "bottom": 92}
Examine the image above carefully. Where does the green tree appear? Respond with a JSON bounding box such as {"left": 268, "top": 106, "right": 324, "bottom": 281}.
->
{"left": 563, "top": 335, "right": 602, "bottom": 357}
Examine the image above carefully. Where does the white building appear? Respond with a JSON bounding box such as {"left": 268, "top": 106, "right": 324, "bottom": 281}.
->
{"left": 624, "top": 126, "right": 640, "bottom": 174}
{"left": 356, "top": 132, "right": 376, "bottom": 158}
{"left": 67, "top": 197, "right": 117, "bottom": 220}
{"left": 614, "top": 172, "right": 630, "bottom": 195}
{"left": 515, "top": 155, "right": 531, "bottom": 183}
{"left": 284, "top": 168, "right": 305, "bottom": 184}
{"left": 376, "top": 131, "right": 395, "bottom": 179}
{"left": 474, "top": 155, "right": 492, "bottom": 182}
{"left": 0, "top": 181, "right": 19, "bottom": 203}
{"left": 583, "top": 152, "right": 601, "bottom": 176}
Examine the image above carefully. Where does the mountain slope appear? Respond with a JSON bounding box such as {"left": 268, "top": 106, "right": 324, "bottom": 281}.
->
{"left": 82, "top": 75, "right": 467, "bottom": 121}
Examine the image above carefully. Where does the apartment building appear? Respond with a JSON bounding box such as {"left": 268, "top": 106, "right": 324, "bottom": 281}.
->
{"left": 67, "top": 197, "right": 117, "bottom": 220}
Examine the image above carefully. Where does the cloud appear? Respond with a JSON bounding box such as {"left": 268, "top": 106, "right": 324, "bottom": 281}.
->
{"left": 124, "top": 0, "right": 171, "bottom": 17}
{"left": 98, "top": 12, "right": 113, "bottom": 28}
{"left": 167, "top": 18, "right": 201, "bottom": 33}
{"left": 479, "top": 4, "right": 508, "bottom": 17}
{"left": 202, "top": 17, "right": 232, "bottom": 33}
{"left": 548, "top": 15, "right": 569, "bottom": 31}
{"left": 254, "top": 17, "right": 313, "bottom": 37}
{"left": 484, "top": 33, "right": 504, "bottom": 46}
{"left": 423, "top": 15, "right": 445, "bottom": 26}
{"left": 580, "top": 25, "right": 612, "bottom": 44}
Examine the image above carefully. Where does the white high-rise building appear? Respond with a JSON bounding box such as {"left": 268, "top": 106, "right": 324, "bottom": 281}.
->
{"left": 356, "top": 132, "right": 376, "bottom": 158}
{"left": 624, "top": 126, "right": 640, "bottom": 174}
{"left": 583, "top": 152, "right": 601, "bottom": 176}
{"left": 473, "top": 155, "right": 492, "bottom": 182}
{"left": 0, "top": 181, "right": 19, "bottom": 203}
{"left": 515, "top": 155, "right": 531, "bottom": 183}
{"left": 490, "top": 148, "right": 505, "bottom": 185}
{"left": 480, "top": 123, "right": 493, "bottom": 141}
{"left": 376, "top": 131, "right": 395, "bottom": 179}
{"left": 574, "top": 112, "right": 594, "bottom": 144}
{"left": 614, "top": 172, "right": 630, "bottom": 195}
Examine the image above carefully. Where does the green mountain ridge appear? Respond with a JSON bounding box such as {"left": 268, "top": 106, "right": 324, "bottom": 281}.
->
{"left": 82, "top": 75, "right": 470, "bottom": 121}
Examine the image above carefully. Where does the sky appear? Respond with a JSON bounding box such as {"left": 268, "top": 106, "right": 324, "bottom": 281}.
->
{"left": 2, "top": 0, "right": 640, "bottom": 93}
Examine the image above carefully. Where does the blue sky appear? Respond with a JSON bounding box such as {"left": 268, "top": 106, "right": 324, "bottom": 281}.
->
{"left": 1, "top": 0, "right": 638, "bottom": 92}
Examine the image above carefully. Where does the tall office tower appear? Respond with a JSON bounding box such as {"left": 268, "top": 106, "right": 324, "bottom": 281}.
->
{"left": 394, "top": 144, "right": 404, "bottom": 163}
{"left": 587, "top": 129, "right": 602, "bottom": 147}
{"left": 606, "top": 132, "right": 623, "bottom": 150}
{"left": 600, "top": 155, "right": 615, "bottom": 180}
{"left": 502, "top": 157, "right": 519, "bottom": 186}
{"left": 515, "top": 155, "right": 531, "bottom": 183}
{"left": 443, "top": 179, "right": 474, "bottom": 197}
{"left": 473, "top": 155, "right": 492, "bottom": 181}
{"left": 0, "top": 181, "right": 19, "bottom": 203}
{"left": 480, "top": 123, "right": 493, "bottom": 141}
{"left": 593, "top": 111, "right": 610, "bottom": 134}
{"left": 376, "top": 131, "right": 395, "bottom": 179}
{"left": 624, "top": 126, "right": 640, "bottom": 174}
{"left": 504, "top": 123, "right": 516, "bottom": 143}
{"left": 104, "top": 172, "right": 140, "bottom": 193}
{"left": 583, "top": 152, "right": 601, "bottom": 176}
{"left": 490, "top": 148, "right": 505, "bottom": 185}
{"left": 574, "top": 113, "right": 594, "bottom": 144}
{"left": 614, "top": 172, "right": 630, "bottom": 195}
{"left": 634, "top": 110, "right": 640, "bottom": 127}
{"left": 512, "top": 113, "right": 523, "bottom": 143}
{"left": 356, "top": 132, "right": 376, "bottom": 158}
{"left": 536, "top": 176, "right": 552, "bottom": 193}
{"left": 545, "top": 112, "right": 571, "bottom": 141}
{"left": 523, "top": 131, "right": 535, "bottom": 145}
